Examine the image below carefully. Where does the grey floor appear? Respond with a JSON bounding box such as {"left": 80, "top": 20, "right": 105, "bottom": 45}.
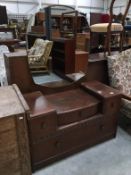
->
{"left": 33, "top": 128, "right": 131, "bottom": 175}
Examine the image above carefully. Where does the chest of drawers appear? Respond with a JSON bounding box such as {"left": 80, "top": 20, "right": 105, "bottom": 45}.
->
{"left": 24, "top": 81, "right": 121, "bottom": 171}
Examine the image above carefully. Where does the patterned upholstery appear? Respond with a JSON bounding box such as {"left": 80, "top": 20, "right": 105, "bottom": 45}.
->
{"left": 0, "top": 45, "right": 9, "bottom": 86}
{"left": 28, "top": 38, "right": 53, "bottom": 73}
{"left": 107, "top": 49, "right": 131, "bottom": 118}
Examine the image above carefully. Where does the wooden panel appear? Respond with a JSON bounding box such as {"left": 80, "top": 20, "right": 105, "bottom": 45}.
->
{"left": 0, "top": 85, "right": 31, "bottom": 175}
{"left": 0, "top": 159, "right": 20, "bottom": 175}
{"left": 29, "top": 113, "right": 57, "bottom": 142}
{"left": 75, "top": 51, "right": 88, "bottom": 73}
{"left": 32, "top": 114, "right": 103, "bottom": 163}
{"left": 76, "top": 33, "right": 90, "bottom": 51}
{"left": 16, "top": 114, "right": 32, "bottom": 175}
{"left": 0, "top": 129, "right": 17, "bottom": 151}
{"left": 0, "top": 117, "right": 15, "bottom": 133}
{"left": 0, "top": 146, "right": 19, "bottom": 165}
{"left": 52, "top": 38, "right": 75, "bottom": 76}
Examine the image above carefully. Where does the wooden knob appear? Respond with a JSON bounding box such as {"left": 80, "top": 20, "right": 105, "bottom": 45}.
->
{"left": 100, "top": 124, "right": 104, "bottom": 131}
{"left": 41, "top": 122, "right": 46, "bottom": 129}
{"left": 55, "top": 141, "right": 61, "bottom": 149}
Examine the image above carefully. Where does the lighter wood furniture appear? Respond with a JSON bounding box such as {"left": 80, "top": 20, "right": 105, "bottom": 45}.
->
{"left": 0, "top": 84, "right": 31, "bottom": 175}
{"left": 75, "top": 50, "right": 88, "bottom": 73}
{"left": 76, "top": 33, "right": 90, "bottom": 51}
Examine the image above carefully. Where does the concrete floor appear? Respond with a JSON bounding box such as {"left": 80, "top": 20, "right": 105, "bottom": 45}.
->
{"left": 33, "top": 127, "right": 131, "bottom": 175}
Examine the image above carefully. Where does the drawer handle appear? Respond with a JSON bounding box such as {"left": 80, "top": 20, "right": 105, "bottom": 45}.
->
{"left": 100, "top": 124, "right": 105, "bottom": 131}
{"left": 41, "top": 122, "right": 46, "bottom": 129}
{"left": 110, "top": 102, "right": 114, "bottom": 108}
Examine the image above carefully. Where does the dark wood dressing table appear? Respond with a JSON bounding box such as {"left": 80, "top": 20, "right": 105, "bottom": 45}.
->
{"left": 4, "top": 51, "right": 122, "bottom": 172}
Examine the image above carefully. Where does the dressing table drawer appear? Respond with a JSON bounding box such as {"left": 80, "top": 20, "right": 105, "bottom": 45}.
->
{"left": 29, "top": 113, "right": 57, "bottom": 142}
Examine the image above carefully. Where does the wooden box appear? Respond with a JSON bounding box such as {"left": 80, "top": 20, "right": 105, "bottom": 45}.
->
{"left": 0, "top": 85, "right": 31, "bottom": 175}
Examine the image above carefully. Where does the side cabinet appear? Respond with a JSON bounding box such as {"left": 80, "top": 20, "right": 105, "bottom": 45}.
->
{"left": 0, "top": 84, "right": 31, "bottom": 175}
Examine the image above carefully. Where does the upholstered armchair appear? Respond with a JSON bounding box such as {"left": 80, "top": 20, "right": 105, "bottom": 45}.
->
{"left": 28, "top": 38, "right": 53, "bottom": 73}
{"left": 107, "top": 49, "right": 131, "bottom": 122}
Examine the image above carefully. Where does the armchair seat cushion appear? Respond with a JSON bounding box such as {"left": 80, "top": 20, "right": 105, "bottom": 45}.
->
{"left": 90, "top": 23, "right": 123, "bottom": 33}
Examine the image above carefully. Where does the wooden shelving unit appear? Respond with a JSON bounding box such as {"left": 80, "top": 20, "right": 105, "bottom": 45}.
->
{"left": 52, "top": 38, "right": 75, "bottom": 77}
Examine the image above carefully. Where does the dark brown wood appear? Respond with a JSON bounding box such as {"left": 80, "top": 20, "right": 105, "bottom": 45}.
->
{"left": 4, "top": 51, "right": 83, "bottom": 94}
{"left": 87, "top": 53, "right": 109, "bottom": 84}
{"left": 52, "top": 38, "right": 75, "bottom": 76}
{"left": 24, "top": 81, "right": 121, "bottom": 171}
{"left": 4, "top": 51, "right": 122, "bottom": 172}
{"left": 0, "top": 85, "right": 31, "bottom": 175}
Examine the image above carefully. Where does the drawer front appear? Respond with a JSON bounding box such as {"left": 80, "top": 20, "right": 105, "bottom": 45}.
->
{"left": 32, "top": 114, "right": 117, "bottom": 165}
{"left": 29, "top": 114, "right": 57, "bottom": 142}
{"left": 103, "top": 97, "right": 121, "bottom": 115}
{"left": 32, "top": 114, "right": 103, "bottom": 163}
{"left": 58, "top": 105, "right": 98, "bottom": 126}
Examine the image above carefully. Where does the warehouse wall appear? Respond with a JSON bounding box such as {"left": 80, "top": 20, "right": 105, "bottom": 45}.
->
{"left": 0, "top": 0, "right": 104, "bottom": 21}
{"left": 0, "top": 0, "right": 130, "bottom": 17}
{"left": 105, "top": 0, "right": 131, "bottom": 17}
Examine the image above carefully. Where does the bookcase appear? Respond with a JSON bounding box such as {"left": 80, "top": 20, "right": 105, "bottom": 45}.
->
{"left": 52, "top": 38, "right": 75, "bottom": 76}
